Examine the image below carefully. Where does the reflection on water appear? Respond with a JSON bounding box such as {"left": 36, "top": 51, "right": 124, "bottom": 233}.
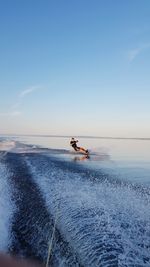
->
{"left": 73, "top": 152, "right": 111, "bottom": 163}
{"left": 73, "top": 155, "right": 90, "bottom": 162}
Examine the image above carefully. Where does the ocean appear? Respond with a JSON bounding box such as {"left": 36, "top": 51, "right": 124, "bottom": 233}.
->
{"left": 0, "top": 135, "right": 150, "bottom": 266}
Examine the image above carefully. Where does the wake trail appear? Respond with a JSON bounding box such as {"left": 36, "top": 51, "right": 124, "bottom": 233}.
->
{"left": 25, "top": 153, "right": 150, "bottom": 267}
{"left": 4, "top": 152, "right": 81, "bottom": 267}
{"left": 1, "top": 140, "right": 150, "bottom": 266}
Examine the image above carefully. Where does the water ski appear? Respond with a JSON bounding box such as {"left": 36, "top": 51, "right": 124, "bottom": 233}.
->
{"left": 78, "top": 149, "right": 89, "bottom": 156}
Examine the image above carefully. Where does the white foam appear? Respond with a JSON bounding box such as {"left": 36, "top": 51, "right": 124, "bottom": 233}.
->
{"left": 0, "top": 140, "right": 16, "bottom": 152}
{"left": 26, "top": 157, "right": 150, "bottom": 266}
{"left": 0, "top": 140, "right": 38, "bottom": 154}
{"left": 0, "top": 162, "right": 14, "bottom": 251}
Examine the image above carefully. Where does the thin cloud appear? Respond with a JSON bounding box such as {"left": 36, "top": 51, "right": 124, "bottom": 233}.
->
{"left": 13, "top": 85, "right": 40, "bottom": 110}
{"left": 128, "top": 48, "right": 142, "bottom": 62}
{"left": 20, "top": 86, "right": 39, "bottom": 98}
{"left": 127, "top": 43, "right": 150, "bottom": 62}
{"left": 0, "top": 111, "right": 21, "bottom": 117}
{"left": 11, "top": 111, "right": 21, "bottom": 116}
{"left": 12, "top": 85, "right": 40, "bottom": 113}
{"left": 0, "top": 85, "right": 41, "bottom": 117}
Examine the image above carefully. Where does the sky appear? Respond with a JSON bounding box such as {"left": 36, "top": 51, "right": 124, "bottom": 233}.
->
{"left": 0, "top": 0, "right": 150, "bottom": 137}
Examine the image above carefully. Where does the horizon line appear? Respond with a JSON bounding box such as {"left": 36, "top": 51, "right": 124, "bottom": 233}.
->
{"left": 0, "top": 133, "right": 150, "bottom": 141}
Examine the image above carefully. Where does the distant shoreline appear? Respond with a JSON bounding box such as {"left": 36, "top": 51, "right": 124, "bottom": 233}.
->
{"left": 0, "top": 134, "right": 150, "bottom": 141}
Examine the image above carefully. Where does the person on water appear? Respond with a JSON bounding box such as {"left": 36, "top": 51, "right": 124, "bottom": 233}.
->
{"left": 70, "top": 138, "right": 89, "bottom": 154}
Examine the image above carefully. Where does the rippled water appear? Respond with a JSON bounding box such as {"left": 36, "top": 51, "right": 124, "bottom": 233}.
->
{"left": 0, "top": 137, "right": 150, "bottom": 266}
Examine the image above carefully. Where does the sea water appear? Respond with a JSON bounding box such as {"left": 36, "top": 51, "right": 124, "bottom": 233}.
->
{"left": 17, "top": 135, "right": 150, "bottom": 185}
{"left": 0, "top": 135, "right": 150, "bottom": 266}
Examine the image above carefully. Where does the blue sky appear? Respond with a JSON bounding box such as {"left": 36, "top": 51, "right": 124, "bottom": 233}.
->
{"left": 0, "top": 0, "right": 150, "bottom": 137}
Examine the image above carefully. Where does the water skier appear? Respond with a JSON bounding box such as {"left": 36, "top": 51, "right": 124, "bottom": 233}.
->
{"left": 70, "top": 138, "right": 89, "bottom": 155}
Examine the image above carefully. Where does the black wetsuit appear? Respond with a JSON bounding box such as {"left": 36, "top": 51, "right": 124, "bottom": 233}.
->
{"left": 70, "top": 140, "right": 79, "bottom": 151}
{"left": 70, "top": 140, "right": 88, "bottom": 154}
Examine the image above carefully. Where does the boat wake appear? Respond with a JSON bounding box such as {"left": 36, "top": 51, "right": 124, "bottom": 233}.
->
{"left": 0, "top": 140, "right": 150, "bottom": 266}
